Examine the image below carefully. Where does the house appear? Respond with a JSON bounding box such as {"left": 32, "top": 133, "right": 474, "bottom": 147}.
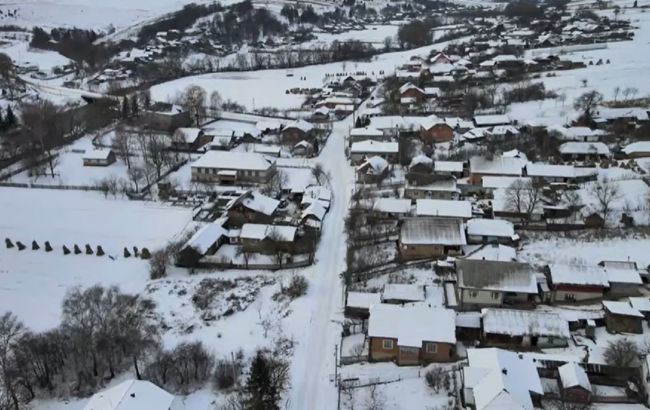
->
{"left": 292, "top": 140, "right": 314, "bottom": 157}
{"left": 491, "top": 125, "right": 520, "bottom": 140}
{"left": 602, "top": 300, "right": 644, "bottom": 334}
{"left": 301, "top": 201, "right": 327, "bottom": 230}
{"left": 206, "top": 129, "right": 235, "bottom": 150}
{"left": 82, "top": 149, "right": 116, "bottom": 167}
{"left": 238, "top": 223, "right": 297, "bottom": 251}
{"left": 546, "top": 264, "right": 609, "bottom": 303}
{"left": 356, "top": 156, "right": 389, "bottom": 184}
{"left": 407, "top": 155, "right": 433, "bottom": 185}
{"left": 350, "top": 140, "right": 399, "bottom": 163}
{"left": 82, "top": 379, "right": 180, "bottom": 410}
{"left": 345, "top": 291, "right": 381, "bottom": 319}
{"left": 301, "top": 185, "right": 331, "bottom": 209}
{"left": 473, "top": 114, "right": 511, "bottom": 127}
{"left": 456, "top": 259, "right": 538, "bottom": 310}
{"left": 481, "top": 308, "right": 570, "bottom": 347}
{"left": 177, "top": 219, "right": 228, "bottom": 267}
{"left": 399, "top": 82, "right": 426, "bottom": 103}
{"left": 399, "top": 217, "right": 466, "bottom": 260}
{"left": 469, "top": 156, "right": 525, "bottom": 184}
{"left": 381, "top": 284, "right": 425, "bottom": 304}
{"left": 420, "top": 116, "right": 454, "bottom": 143}
{"left": 191, "top": 151, "right": 275, "bottom": 184}
{"left": 404, "top": 178, "right": 460, "bottom": 200}
{"left": 282, "top": 119, "right": 314, "bottom": 144}
{"left": 433, "top": 161, "right": 464, "bottom": 178}
{"left": 549, "top": 126, "right": 605, "bottom": 142}
{"left": 600, "top": 260, "right": 642, "bottom": 297}
{"left": 629, "top": 297, "right": 650, "bottom": 320}
{"left": 171, "top": 127, "right": 210, "bottom": 151}
{"left": 415, "top": 199, "right": 472, "bottom": 221}
{"left": 525, "top": 163, "right": 577, "bottom": 184}
{"left": 463, "top": 348, "right": 543, "bottom": 410}
{"left": 559, "top": 142, "right": 610, "bottom": 161}
{"left": 368, "top": 304, "right": 456, "bottom": 365}
{"left": 143, "top": 102, "right": 191, "bottom": 131}
{"left": 622, "top": 141, "right": 650, "bottom": 158}
{"left": 558, "top": 362, "right": 592, "bottom": 404}
{"left": 368, "top": 116, "right": 411, "bottom": 137}
{"left": 455, "top": 311, "right": 482, "bottom": 341}
{"left": 370, "top": 198, "right": 412, "bottom": 218}
{"left": 226, "top": 191, "right": 280, "bottom": 226}
{"left": 311, "top": 107, "right": 330, "bottom": 122}
{"left": 349, "top": 127, "right": 386, "bottom": 144}
{"left": 466, "top": 218, "right": 517, "bottom": 245}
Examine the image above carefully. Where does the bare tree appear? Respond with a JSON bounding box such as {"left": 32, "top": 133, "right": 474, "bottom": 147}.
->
{"left": 20, "top": 100, "right": 63, "bottom": 177}
{"left": 262, "top": 168, "right": 288, "bottom": 196}
{"left": 312, "top": 163, "right": 327, "bottom": 185}
{"left": 590, "top": 179, "right": 621, "bottom": 225}
{"left": 0, "top": 312, "right": 25, "bottom": 410}
{"left": 142, "top": 132, "right": 172, "bottom": 180}
{"left": 111, "top": 126, "right": 134, "bottom": 169}
{"left": 364, "top": 385, "right": 386, "bottom": 410}
{"left": 622, "top": 86, "right": 639, "bottom": 102}
{"left": 128, "top": 165, "right": 146, "bottom": 192}
{"left": 209, "top": 90, "right": 223, "bottom": 118}
{"left": 573, "top": 90, "right": 603, "bottom": 123}
{"left": 0, "top": 53, "right": 16, "bottom": 99}
{"left": 176, "top": 85, "right": 207, "bottom": 126}
{"left": 504, "top": 180, "right": 542, "bottom": 226}
{"left": 425, "top": 367, "right": 445, "bottom": 393}
{"left": 603, "top": 339, "right": 639, "bottom": 367}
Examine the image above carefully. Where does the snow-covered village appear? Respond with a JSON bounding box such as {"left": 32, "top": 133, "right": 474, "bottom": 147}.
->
{"left": 3, "top": 0, "right": 650, "bottom": 409}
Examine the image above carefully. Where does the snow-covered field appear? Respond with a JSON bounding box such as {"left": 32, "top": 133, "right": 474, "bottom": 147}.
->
{"left": 0, "top": 38, "right": 70, "bottom": 71}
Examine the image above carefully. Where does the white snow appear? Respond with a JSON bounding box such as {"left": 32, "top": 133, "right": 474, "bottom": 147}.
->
{"left": 368, "top": 303, "right": 456, "bottom": 347}
{"left": 415, "top": 199, "right": 472, "bottom": 219}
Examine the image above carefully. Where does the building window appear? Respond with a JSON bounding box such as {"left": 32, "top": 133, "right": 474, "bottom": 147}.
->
{"left": 491, "top": 292, "right": 500, "bottom": 300}
{"left": 426, "top": 343, "right": 438, "bottom": 354}
{"left": 469, "top": 291, "right": 478, "bottom": 298}
{"left": 382, "top": 339, "right": 393, "bottom": 350}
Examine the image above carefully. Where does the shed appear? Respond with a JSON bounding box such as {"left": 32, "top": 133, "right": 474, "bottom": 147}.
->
{"left": 602, "top": 301, "right": 644, "bottom": 334}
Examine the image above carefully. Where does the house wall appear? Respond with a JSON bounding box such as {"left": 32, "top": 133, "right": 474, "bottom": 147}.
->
{"left": 607, "top": 283, "right": 640, "bottom": 298}
{"left": 552, "top": 286, "right": 605, "bottom": 303}
{"left": 562, "top": 386, "right": 591, "bottom": 404}
{"left": 400, "top": 88, "right": 425, "bottom": 102}
{"left": 369, "top": 336, "right": 398, "bottom": 362}
{"left": 420, "top": 124, "right": 454, "bottom": 144}
{"left": 605, "top": 313, "right": 643, "bottom": 334}
{"left": 467, "top": 234, "right": 512, "bottom": 245}
{"left": 420, "top": 341, "right": 454, "bottom": 364}
{"left": 404, "top": 188, "right": 456, "bottom": 200}
{"left": 399, "top": 243, "right": 445, "bottom": 261}
{"left": 191, "top": 165, "right": 273, "bottom": 184}
{"left": 460, "top": 288, "right": 503, "bottom": 309}
{"left": 282, "top": 128, "right": 309, "bottom": 145}
{"left": 83, "top": 156, "right": 115, "bottom": 167}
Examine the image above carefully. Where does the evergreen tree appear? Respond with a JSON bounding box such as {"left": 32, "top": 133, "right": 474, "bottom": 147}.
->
{"left": 0, "top": 108, "right": 4, "bottom": 131}
{"left": 130, "top": 95, "right": 139, "bottom": 117}
{"left": 243, "top": 351, "right": 280, "bottom": 410}
{"left": 122, "top": 96, "right": 129, "bottom": 119}
{"left": 5, "top": 105, "right": 15, "bottom": 128}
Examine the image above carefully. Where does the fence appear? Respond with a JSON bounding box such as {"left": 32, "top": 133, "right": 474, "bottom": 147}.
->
{"left": 0, "top": 181, "right": 103, "bottom": 192}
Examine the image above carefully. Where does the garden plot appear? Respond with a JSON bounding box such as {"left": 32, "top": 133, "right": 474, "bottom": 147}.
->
{"left": 347, "top": 241, "right": 398, "bottom": 271}
{"left": 0, "top": 186, "right": 192, "bottom": 253}
{"left": 518, "top": 231, "right": 650, "bottom": 267}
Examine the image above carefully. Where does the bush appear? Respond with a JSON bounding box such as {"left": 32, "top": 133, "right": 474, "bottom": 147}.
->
{"left": 604, "top": 339, "right": 640, "bottom": 367}
{"left": 213, "top": 359, "right": 241, "bottom": 390}
{"left": 425, "top": 367, "right": 445, "bottom": 393}
{"left": 283, "top": 274, "right": 308, "bottom": 299}
{"left": 149, "top": 250, "right": 168, "bottom": 279}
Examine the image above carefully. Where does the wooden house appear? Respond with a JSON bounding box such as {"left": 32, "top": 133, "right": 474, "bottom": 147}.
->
{"left": 356, "top": 156, "right": 389, "bottom": 184}
{"left": 558, "top": 362, "right": 592, "bottom": 404}
{"left": 350, "top": 140, "right": 399, "bottom": 164}
{"left": 420, "top": 116, "right": 454, "bottom": 143}
{"left": 345, "top": 292, "right": 381, "bottom": 319}
{"left": 456, "top": 259, "right": 538, "bottom": 310}
{"left": 481, "top": 308, "right": 570, "bottom": 348}
{"left": 466, "top": 218, "right": 517, "bottom": 245}
{"left": 559, "top": 142, "right": 610, "bottom": 161}
{"left": 177, "top": 219, "right": 228, "bottom": 267}
{"left": 281, "top": 119, "right": 315, "bottom": 145}
{"left": 368, "top": 304, "right": 456, "bottom": 365}
{"left": 398, "top": 217, "right": 466, "bottom": 261}
{"left": 599, "top": 260, "right": 642, "bottom": 297}
{"left": 546, "top": 264, "right": 609, "bottom": 303}
{"left": 469, "top": 156, "right": 525, "bottom": 185}
{"left": 603, "top": 301, "right": 644, "bottom": 334}
{"left": 82, "top": 149, "right": 116, "bottom": 167}
{"left": 171, "top": 127, "right": 211, "bottom": 151}
{"left": 143, "top": 102, "right": 191, "bottom": 131}
{"left": 399, "top": 83, "right": 426, "bottom": 103}
{"left": 191, "top": 151, "right": 275, "bottom": 184}
{"left": 225, "top": 191, "right": 280, "bottom": 226}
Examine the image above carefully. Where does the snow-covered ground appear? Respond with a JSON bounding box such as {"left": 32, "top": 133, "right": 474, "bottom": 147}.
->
{"left": 0, "top": 38, "right": 70, "bottom": 71}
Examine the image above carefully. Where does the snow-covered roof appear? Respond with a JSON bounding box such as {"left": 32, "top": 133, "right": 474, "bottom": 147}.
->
{"left": 185, "top": 220, "right": 228, "bottom": 254}
{"left": 456, "top": 311, "right": 481, "bottom": 328}
{"left": 595, "top": 107, "right": 649, "bottom": 122}
{"left": 174, "top": 127, "right": 202, "bottom": 143}
{"left": 470, "top": 156, "right": 524, "bottom": 176}
{"left": 400, "top": 217, "right": 467, "bottom": 246}
{"left": 368, "top": 304, "right": 456, "bottom": 347}
{"left": 302, "top": 185, "right": 332, "bottom": 207}
{"left": 602, "top": 301, "right": 644, "bottom": 318}
{"left": 558, "top": 362, "right": 591, "bottom": 392}
{"left": 605, "top": 265, "right": 642, "bottom": 285}
{"left": 415, "top": 199, "right": 472, "bottom": 219}
{"left": 369, "top": 116, "right": 412, "bottom": 131}
{"left": 350, "top": 127, "right": 383, "bottom": 137}
{"left": 301, "top": 201, "right": 327, "bottom": 222}
{"left": 420, "top": 115, "right": 446, "bottom": 130}
{"left": 284, "top": 119, "right": 314, "bottom": 133}
{"left": 227, "top": 191, "right": 279, "bottom": 216}
{"left": 434, "top": 161, "right": 464, "bottom": 173}
{"left": 473, "top": 114, "right": 511, "bottom": 127}
{"left": 559, "top": 142, "right": 610, "bottom": 156}
{"left": 466, "top": 348, "right": 543, "bottom": 410}
{"left": 373, "top": 198, "right": 412, "bottom": 214}
{"left": 350, "top": 140, "right": 399, "bottom": 154}
{"left": 83, "top": 148, "right": 113, "bottom": 161}
{"left": 491, "top": 125, "right": 520, "bottom": 136}
{"left": 525, "top": 163, "right": 575, "bottom": 179}
{"left": 444, "top": 117, "right": 474, "bottom": 130}
{"left": 464, "top": 244, "right": 517, "bottom": 262}
{"left": 382, "top": 284, "right": 425, "bottom": 302}
{"left": 549, "top": 126, "right": 605, "bottom": 141}
{"left": 548, "top": 264, "right": 609, "bottom": 287}
{"left": 82, "top": 380, "right": 176, "bottom": 410}
{"left": 623, "top": 141, "right": 650, "bottom": 155}
{"left": 399, "top": 82, "right": 424, "bottom": 95}
{"left": 410, "top": 154, "right": 433, "bottom": 169}
{"left": 457, "top": 259, "right": 538, "bottom": 294}
{"left": 629, "top": 297, "right": 650, "bottom": 312}
{"left": 192, "top": 151, "right": 273, "bottom": 171}
{"left": 481, "top": 176, "right": 532, "bottom": 189}
{"left": 357, "top": 156, "right": 389, "bottom": 175}
{"left": 482, "top": 308, "right": 570, "bottom": 338}
{"left": 462, "top": 127, "right": 492, "bottom": 141}
{"left": 467, "top": 218, "right": 514, "bottom": 238}
{"left": 346, "top": 292, "right": 381, "bottom": 309}
{"left": 240, "top": 224, "right": 297, "bottom": 242}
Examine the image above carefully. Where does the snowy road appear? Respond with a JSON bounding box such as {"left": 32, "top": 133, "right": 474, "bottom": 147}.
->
{"left": 287, "top": 115, "right": 355, "bottom": 410}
